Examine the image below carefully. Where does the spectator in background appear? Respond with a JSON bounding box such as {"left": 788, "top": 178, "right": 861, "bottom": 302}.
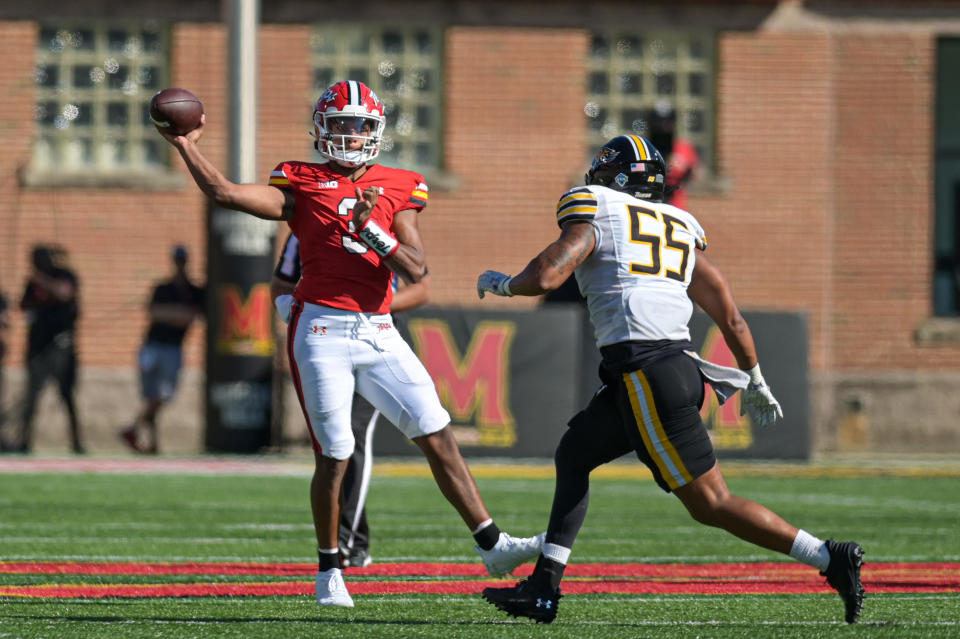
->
{"left": 119, "top": 245, "right": 204, "bottom": 454}
{"left": 648, "top": 101, "right": 700, "bottom": 211}
{"left": 9, "top": 245, "right": 84, "bottom": 454}
{"left": 272, "top": 231, "right": 431, "bottom": 569}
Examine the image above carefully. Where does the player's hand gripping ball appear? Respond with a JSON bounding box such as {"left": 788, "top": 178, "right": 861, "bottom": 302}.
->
{"left": 149, "top": 88, "right": 204, "bottom": 136}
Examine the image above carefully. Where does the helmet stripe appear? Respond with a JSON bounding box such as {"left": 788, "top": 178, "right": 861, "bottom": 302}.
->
{"left": 348, "top": 80, "right": 359, "bottom": 105}
{"left": 629, "top": 135, "right": 649, "bottom": 160}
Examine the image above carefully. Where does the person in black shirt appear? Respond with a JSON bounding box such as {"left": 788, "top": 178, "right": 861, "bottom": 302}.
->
{"left": 119, "top": 245, "right": 204, "bottom": 454}
{"left": 11, "top": 245, "right": 84, "bottom": 454}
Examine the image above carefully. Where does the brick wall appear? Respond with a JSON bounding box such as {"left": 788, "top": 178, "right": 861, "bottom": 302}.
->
{"left": 0, "top": 6, "right": 957, "bottom": 454}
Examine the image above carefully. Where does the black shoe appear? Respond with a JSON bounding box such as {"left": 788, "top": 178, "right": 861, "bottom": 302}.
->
{"left": 348, "top": 547, "right": 372, "bottom": 569}
{"left": 821, "top": 539, "right": 865, "bottom": 623}
{"left": 482, "top": 579, "right": 561, "bottom": 624}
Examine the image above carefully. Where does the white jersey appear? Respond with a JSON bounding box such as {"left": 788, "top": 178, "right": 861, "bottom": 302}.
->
{"left": 556, "top": 185, "right": 707, "bottom": 348}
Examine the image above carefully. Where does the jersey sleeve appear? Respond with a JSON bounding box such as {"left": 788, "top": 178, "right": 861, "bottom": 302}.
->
{"left": 268, "top": 162, "right": 293, "bottom": 190}
{"left": 688, "top": 213, "right": 708, "bottom": 250}
{"left": 407, "top": 175, "right": 429, "bottom": 212}
{"left": 556, "top": 187, "right": 598, "bottom": 227}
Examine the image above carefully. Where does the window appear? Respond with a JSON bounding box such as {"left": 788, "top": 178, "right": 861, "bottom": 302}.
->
{"left": 311, "top": 24, "right": 443, "bottom": 171}
{"left": 934, "top": 38, "right": 960, "bottom": 316}
{"left": 32, "top": 22, "right": 170, "bottom": 175}
{"left": 585, "top": 30, "right": 715, "bottom": 173}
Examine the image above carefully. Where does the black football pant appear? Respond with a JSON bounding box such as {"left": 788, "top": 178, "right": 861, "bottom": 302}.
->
{"left": 19, "top": 338, "right": 83, "bottom": 452}
{"left": 340, "top": 393, "right": 379, "bottom": 554}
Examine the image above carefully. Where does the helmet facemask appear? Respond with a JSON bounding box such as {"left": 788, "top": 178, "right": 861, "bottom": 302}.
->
{"left": 314, "top": 111, "right": 385, "bottom": 168}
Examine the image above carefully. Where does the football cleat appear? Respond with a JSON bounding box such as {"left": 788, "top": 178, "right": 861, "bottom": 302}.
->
{"left": 482, "top": 579, "right": 562, "bottom": 624}
{"left": 347, "top": 547, "right": 372, "bottom": 569}
{"left": 315, "top": 568, "right": 354, "bottom": 608}
{"left": 821, "top": 539, "right": 865, "bottom": 623}
{"left": 475, "top": 532, "right": 545, "bottom": 577}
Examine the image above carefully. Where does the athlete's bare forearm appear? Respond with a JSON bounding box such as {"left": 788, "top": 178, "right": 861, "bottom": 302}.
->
{"left": 172, "top": 138, "right": 291, "bottom": 221}
{"left": 687, "top": 251, "right": 758, "bottom": 369}
{"left": 508, "top": 222, "right": 595, "bottom": 296}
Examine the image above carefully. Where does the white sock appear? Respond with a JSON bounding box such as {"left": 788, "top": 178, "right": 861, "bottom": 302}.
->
{"left": 542, "top": 542, "right": 571, "bottom": 565}
{"left": 789, "top": 529, "right": 830, "bottom": 571}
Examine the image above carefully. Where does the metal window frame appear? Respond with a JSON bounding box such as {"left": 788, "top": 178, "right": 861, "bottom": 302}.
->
{"left": 310, "top": 23, "right": 444, "bottom": 172}
{"left": 586, "top": 29, "right": 715, "bottom": 173}
{"left": 32, "top": 20, "right": 171, "bottom": 174}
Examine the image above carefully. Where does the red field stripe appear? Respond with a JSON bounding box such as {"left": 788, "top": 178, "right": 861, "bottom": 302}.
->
{"left": 2, "top": 561, "right": 957, "bottom": 599}
{"left": 2, "top": 577, "right": 958, "bottom": 599}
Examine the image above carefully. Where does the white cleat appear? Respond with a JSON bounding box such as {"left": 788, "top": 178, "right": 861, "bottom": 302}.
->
{"left": 475, "top": 532, "right": 546, "bottom": 577}
{"left": 315, "top": 568, "right": 354, "bottom": 607}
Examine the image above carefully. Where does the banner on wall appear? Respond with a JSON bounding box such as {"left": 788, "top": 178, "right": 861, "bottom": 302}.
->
{"left": 204, "top": 205, "right": 277, "bottom": 453}
{"left": 375, "top": 306, "right": 810, "bottom": 460}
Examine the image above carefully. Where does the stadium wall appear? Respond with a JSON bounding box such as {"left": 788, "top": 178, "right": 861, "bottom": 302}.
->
{"left": 0, "top": 1, "right": 957, "bottom": 456}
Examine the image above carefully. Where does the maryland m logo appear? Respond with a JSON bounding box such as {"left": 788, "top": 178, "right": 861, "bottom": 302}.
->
{"left": 699, "top": 326, "right": 753, "bottom": 450}
{"left": 217, "top": 283, "right": 274, "bottom": 356}
{"left": 408, "top": 319, "right": 516, "bottom": 447}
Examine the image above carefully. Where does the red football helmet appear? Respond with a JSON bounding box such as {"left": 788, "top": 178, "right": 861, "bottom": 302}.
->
{"left": 313, "top": 80, "right": 385, "bottom": 167}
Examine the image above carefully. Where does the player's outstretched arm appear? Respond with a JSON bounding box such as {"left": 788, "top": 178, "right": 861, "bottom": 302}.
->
{"left": 157, "top": 115, "right": 292, "bottom": 221}
{"left": 478, "top": 221, "right": 595, "bottom": 298}
{"left": 686, "top": 250, "right": 758, "bottom": 370}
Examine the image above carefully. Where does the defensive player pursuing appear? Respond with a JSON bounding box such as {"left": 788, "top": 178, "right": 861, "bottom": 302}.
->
{"left": 156, "top": 80, "right": 542, "bottom": 608}
{"left": 476, "top": 135, "right": 865, "bottom": 624}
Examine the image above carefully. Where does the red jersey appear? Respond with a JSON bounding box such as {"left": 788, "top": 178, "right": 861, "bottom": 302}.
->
{"left": 268, "top": 162, "right": 428, "bottom": 313}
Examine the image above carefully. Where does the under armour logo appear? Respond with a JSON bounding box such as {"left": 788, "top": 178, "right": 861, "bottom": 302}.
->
{"left": 536, "top": 598, "right": 553, "bottom": 609}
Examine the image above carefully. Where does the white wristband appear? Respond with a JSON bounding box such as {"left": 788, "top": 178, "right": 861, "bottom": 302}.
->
{"left": 501, "top": 276, "right": 514, "bottom": 296}
{"left": 357, "top": 219, "right": 399, "bottom": 258}
{"left": 745, "top": 363, "right": 765, "bottom": 386}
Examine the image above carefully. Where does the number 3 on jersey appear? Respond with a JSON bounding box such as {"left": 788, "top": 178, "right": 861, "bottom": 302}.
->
{"left": 338, "top": 197, "right": 370, "bottom": 254}
{"left": 627, "top": 204, "right": 692, "bottom": 282}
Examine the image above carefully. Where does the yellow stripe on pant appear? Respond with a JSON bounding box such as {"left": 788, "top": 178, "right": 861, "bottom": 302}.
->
{"left": 623, "top": 370, "right": 693, "bottom": 490}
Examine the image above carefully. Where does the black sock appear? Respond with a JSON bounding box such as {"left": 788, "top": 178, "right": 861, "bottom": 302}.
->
{"left": 473, "top": 521, "right": 501, "bottom": 551}
{"left": 318, "top": 549, "right": 341, "bottom": 571}
{"left": 532, "top": 555, "right": 566, "bottom": 591}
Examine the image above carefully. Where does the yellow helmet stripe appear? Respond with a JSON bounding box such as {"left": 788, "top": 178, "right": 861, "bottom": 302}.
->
{"left": 629, "top": 135, "right": 649, "bottom": 161}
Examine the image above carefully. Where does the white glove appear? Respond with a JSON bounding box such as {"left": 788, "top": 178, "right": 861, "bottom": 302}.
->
{"left": 739, "top": 364, "right": 783, "bottom": 427}
{"left": 477, "top": 270, "right": 514, "bottom": 299}
{"left": 274, "top": 294, "right": 294, "bottom": 323}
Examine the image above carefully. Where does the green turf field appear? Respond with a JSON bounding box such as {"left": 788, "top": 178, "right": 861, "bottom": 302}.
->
{"left": 1, "top": 462, "right": 958, "bottom": 638}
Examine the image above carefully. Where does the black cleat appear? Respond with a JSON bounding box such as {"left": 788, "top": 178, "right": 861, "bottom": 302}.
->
{"left": 821, "top": 539, "right": 865, "bottom": 623}
{"left": 482, "top": 579, "right": 561, "bottom": 624}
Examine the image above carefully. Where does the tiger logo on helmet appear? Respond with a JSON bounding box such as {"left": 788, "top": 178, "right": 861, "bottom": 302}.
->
{"left": 313, "top": 80, "right": 386, "bottom": 168}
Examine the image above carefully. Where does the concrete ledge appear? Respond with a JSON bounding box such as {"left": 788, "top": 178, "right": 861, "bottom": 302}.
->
{"left": 914, "top": 317, "right": 960, "bottom": 345}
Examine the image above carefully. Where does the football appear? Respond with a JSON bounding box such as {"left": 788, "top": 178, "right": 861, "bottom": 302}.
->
{"left": 149, "top": 88, "right": 203, "bottom": 136}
